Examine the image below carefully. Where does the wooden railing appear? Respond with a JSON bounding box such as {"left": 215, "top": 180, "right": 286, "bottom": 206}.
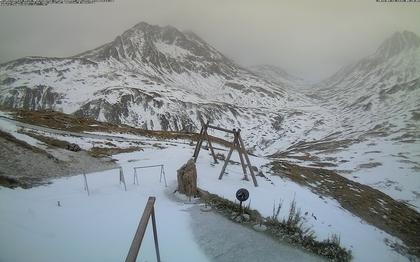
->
{"left": 125, "top": 196, "right": 161, "bottom": 262}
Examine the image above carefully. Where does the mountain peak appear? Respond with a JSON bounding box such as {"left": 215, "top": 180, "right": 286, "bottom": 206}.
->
{"left": 76, "top": 21, "right": 235, "bottom": 77}
{"left": 376, "top": 30, "right": 420, "bottom": 58}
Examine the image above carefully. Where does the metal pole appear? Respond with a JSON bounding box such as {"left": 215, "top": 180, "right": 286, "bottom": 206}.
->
{"left": 83, "top": 173, "right": 90, "bottom": 196}
{"left": 120, "top": 167, "right": 127, "bottom": 191}
{"left": 134, "top": 169, "right": 139, "bottom": 185}
{"left": 161, "top": 166, "right": 167, "bottom": 187}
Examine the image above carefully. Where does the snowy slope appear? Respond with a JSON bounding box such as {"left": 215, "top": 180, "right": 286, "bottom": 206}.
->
{"left": 280, "top": 31, "right": 420, "bottom": 208}
{"left": 0, "top": 123, "right": 411, "bottom": 262}
{"left": 0, "top": 22, "right": 334, "bottom": 155}
{"left": 249, "top": 64, "right": 309, "bottom": 90}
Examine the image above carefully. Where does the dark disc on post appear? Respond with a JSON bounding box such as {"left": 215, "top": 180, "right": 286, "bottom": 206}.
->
{"left": 236, "top": 188, "right": 249, "bottom": 202}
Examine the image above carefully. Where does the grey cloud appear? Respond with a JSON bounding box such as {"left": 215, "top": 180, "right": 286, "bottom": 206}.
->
{"left": 0, "top": 0, "right": 419, "bottom": 82}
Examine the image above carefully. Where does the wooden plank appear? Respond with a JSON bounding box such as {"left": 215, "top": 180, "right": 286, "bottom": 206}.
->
{"left": 237, "top": 133, "right": 258, "bottom": 187}
{"left": 207, "top": 124, "right": 236, "bottom": 134}
{"left": 126, "top": 197, "right": 157, "bottom": 262}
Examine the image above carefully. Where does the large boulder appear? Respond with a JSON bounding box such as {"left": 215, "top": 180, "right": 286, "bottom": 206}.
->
{"left": 177, "top": 159, "right": 198, "bottom": 197}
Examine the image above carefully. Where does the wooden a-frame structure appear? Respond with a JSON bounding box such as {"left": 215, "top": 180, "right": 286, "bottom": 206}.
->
{"left": 192, "top": 121, "right": 258, "bottom": 187}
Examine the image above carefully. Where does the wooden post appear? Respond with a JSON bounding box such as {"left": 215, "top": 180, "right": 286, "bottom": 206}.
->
{"left": 192, "top": 125, "right": 204, "bottom": 160}
{"left": 193, "top": 124, "right": 206, "bottom": 162}
{"left": 218, "top": 129, "right": 237, "bottom": 180}
{"left": 125, "top": 196, "right": 160, "bottom": 262}
{"left": 237, "top": 131, "right": 258, "bottom": 187}
{"left": 151, "top": 206, "right": 161, "bottom": 262}
{"left": 205, "top": 130, "right": 218, "bottom": 163}
{"left": 235, "top": 131, "right": 248, "bottom": 181}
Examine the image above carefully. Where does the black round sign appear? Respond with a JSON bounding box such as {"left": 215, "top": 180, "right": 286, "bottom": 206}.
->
{"left": 236, "top": 188, "right": 249, "bottom": 202}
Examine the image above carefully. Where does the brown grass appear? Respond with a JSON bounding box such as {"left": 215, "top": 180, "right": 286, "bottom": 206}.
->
{"left": 88, "top": 146, "right": 144, "bottom": 158}
{"left": 270, "top": 160, "right": 420, "bottom": 258}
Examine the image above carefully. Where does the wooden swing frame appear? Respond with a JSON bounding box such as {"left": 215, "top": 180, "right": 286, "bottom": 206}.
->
{"left": 192, "top": 121, "right": 258, "bottom": 187}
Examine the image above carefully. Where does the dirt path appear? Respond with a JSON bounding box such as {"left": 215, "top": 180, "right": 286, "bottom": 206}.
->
{"left": 0, "top": 135, "right": 117, "bottom": 188}
{"left": 189, "top": 205, "right": 325, "bottom": 262}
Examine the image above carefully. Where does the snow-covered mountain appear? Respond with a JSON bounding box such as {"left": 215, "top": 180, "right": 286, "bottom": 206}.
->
{"left": 313, "top": 30, "right": 420, "bottom": 142}
{"left": 249, "top": 65, "right": 307, "bottom": 88}
{"left": 0, "top": 22, "right": 332, "bottom": 154}
{"left": 282, "top": 31, "right": 420, "bottom": 207}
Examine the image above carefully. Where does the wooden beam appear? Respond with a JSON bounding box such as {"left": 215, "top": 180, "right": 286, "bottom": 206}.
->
{"left": 207, "top": 124, "right": 236, "bottom": 134}
{"left": 237, "top": 132, "right": 258, "bottom": 187}
{"left": 193, "top": 125, "right": 207, "bottom": 162}
{"left": 125, "top": 196, "right": 160, "bottom": 262}
{"left": 151, "top": 207, "right": 161, "bottom": 262}
{"left": 192, "top": 125, "right": 205, "bottom": 160}
{"left": 218, "top": 134, "right": 237, "bottom": 180}
{"left": 205, "top": 130, "right": 218, "bottom": 163}
{"left": 235, "top": 131, "right": 248, "bottom": 181}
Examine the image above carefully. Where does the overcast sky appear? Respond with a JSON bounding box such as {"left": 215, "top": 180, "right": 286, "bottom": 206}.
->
{"left": 0, "top": 0, "right": 419, "bottom": 82}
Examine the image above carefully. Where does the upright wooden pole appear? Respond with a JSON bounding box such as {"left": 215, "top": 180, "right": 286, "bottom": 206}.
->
{"left": 126, "top": 197, "right": 160, "bottom": 262}
{"left": 193, "top": 124, "right": 206, "bottom": 162}
{"left": 151, "top": 207, "right": 161, "bottom": 262}
{"left": 218, "top": 129, "right": 237, "bottom": 180}
{"left": 237, "top": 131, "right": 258, "bottom": 187}
{"left": 193, "top": 126, "right": 204, "bottom": 158}
{"left": 235, "top": 131, "right": 249, "bottom": 181}
{"left": 205, "top": 130, "right": 218, "bottom": 163}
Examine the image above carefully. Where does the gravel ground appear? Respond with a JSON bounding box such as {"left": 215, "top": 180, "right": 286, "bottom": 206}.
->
{"left": 0, "top": 137, "right": 117, "bottom": 187}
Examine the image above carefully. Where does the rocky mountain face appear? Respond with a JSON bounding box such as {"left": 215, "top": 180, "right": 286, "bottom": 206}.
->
{"left": 287, "top": 31, "right": 419, "bottom": 207}
{"left": 0, "top": 24, "right": 418, "bottom": 155}
{"left": 0, "top": 22, "right": 331, "bottom": 154}
{"left": 312, "top": 31, "right": 420, "bottom": 142}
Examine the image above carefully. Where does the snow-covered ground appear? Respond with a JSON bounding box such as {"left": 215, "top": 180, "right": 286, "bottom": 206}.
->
{"left": 0, "top": 136, "right": 410, "bottom": 261}
{"left": 0, "top": 152, "right": 209, "bottom": 262}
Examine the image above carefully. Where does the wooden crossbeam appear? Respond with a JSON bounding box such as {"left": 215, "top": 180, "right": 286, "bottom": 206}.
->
{"left": 206, "top": 124, "right": 236, "bottom": 134}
